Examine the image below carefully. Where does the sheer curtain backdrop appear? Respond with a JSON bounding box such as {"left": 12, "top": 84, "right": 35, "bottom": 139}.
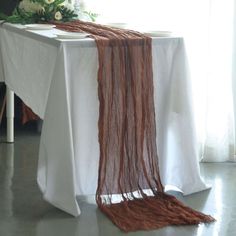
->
{"left": 82, "top": 0, "right": 236, "bottom": 162}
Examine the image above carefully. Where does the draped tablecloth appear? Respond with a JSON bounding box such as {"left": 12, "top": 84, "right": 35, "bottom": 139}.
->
{"left": 0, "top": 23, "right": 209, "bottom": 216}
{"left": 0, "top": 30, "right": 4, "bottom": 82}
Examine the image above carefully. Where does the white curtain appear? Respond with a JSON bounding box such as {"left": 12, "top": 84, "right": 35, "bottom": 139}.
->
{"left": 202, "top": 0, "right": 235, "bottom": 162}
{"left": 82, "top": 0, "right": 236, "bottom": 162}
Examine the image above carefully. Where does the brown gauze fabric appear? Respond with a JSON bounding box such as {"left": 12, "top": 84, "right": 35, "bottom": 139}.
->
{"left": 22, "top": 103, "right": 39, "bottom": 124}
{"left": 55, "top": 20, "right": 215, "bottom": 232}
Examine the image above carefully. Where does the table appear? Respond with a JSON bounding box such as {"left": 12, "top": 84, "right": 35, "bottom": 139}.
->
{"left": 0, "top": 32, "right": 14, "bottom": 141}
{"left": 0, "top": 23, "right": 209, "bottom": 216}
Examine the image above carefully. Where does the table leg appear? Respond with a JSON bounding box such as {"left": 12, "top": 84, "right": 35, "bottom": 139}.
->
{"left": 6, "top": 87, "right": 14, "bottom": 143}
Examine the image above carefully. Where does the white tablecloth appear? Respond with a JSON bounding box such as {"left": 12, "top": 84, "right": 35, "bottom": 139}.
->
{"left": 0, "top": 23, "right": 209, "bottom": 216}
{"left": 0, "top": 29, "right": 4, "bottom": 82}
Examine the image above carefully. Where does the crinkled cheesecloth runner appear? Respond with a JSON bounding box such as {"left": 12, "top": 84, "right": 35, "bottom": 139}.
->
{"left": 22, "top": 103, "right": 39, "bottom": 124}
{"left": 55, "top": 20, "right": 215, "bottom": 232}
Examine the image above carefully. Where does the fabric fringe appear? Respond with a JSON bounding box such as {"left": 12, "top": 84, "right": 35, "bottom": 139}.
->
{"left": 98, "top": 193, "right": 215, "bottom": 232}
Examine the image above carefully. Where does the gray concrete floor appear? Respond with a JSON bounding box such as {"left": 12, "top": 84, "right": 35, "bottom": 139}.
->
{"left": 0, "top": 126, "right": 235, "bottom": 236}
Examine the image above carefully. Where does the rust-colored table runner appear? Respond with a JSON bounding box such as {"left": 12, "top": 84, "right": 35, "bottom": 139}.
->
{"left": 55, "top": 20, "right": 214, "bottom": 232}
{"left": 22, "top": 103, "right": 39, "bottom": 124}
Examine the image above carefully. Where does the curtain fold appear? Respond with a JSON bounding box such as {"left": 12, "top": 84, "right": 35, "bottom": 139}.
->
{"left": 233, "top": 0, "right": 236, "bottom": 158}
